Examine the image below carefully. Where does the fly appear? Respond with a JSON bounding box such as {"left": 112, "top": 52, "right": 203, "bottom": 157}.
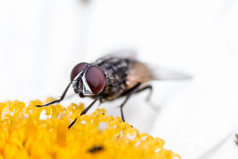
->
{"left": 36, "top": 50, "right": 191, "bottom": 129}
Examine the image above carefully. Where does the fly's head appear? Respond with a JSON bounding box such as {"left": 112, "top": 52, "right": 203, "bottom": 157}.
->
{"left": 70, "top": 63, "right": 105, "bottom": 97}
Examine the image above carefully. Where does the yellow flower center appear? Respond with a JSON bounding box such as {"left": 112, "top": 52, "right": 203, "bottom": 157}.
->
{"left": 0, "top": 98, "right": 180, "bottom": 159}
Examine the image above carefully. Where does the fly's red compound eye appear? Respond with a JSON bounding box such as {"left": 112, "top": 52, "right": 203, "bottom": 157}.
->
{"left": 71, "top": 62, "right": 88, "bottom": 81}
{"left": 86, "top": 66, "right": 105, "bottom": 94}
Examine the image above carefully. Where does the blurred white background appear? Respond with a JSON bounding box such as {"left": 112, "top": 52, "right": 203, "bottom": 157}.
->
{"left": 1, "top": 0, "right": 238, "bottom": 158}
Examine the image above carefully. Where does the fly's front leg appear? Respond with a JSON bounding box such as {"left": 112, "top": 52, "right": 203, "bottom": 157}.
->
{"left": 80, "top": 95, "right": 101, "bottom": 115}
{"left": 68, "top": 95, "right": 101, "bottom": 129}
{"left": 35, "top": 82, "right": 71, "bottom": 107}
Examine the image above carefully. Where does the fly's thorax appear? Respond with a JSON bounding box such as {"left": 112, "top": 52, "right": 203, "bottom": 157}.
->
{"left": 94, "top": 57, "right": 133, "bottom": 100}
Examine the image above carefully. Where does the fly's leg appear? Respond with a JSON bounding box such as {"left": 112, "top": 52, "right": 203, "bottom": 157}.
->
{"left": 35, "top": 82, "right": 71, "bottom": 107}
{"left": 120, "top": 84, "right": 154, "bottom": 122}
{"left": 120, "top": 83, "right": 141, "bottom": 122}
{"left": 68, "top": 95, "right": 100, "bottom": 129}
{"left": 136, "top": 85, "right": 160, "bottom": 113}
{"left": 80, "top": 95, "right": 101, "bottom": 115}
{"left": 68, "top": 118, "right": 77, "bottom": 129}
{"left": 135, "top": 85, "right": 153, "bottom": 101}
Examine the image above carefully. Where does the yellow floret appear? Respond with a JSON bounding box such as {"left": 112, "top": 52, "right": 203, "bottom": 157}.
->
{"left": 0, "top": 98, "right": 180, "bottom": 159}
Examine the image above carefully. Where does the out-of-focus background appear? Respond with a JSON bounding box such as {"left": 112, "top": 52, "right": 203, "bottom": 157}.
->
{"left": 1, "top": 0, "right": 238, "bottom": 158}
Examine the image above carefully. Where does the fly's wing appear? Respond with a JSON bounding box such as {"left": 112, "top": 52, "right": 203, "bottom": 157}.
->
{"left": 126, "top": 61, "right": 191, "bottom": 89}
{"left": 93, "top": 50, "right": 137, "bottom": 67}
{"left": 148, "top": 64, "right": 192, "bottom": 80}
{"left": 98, "top": 49, "right": 138, "bottom": 60}
{"left": 102, "top": 50, "right": 190, "bottom": 80}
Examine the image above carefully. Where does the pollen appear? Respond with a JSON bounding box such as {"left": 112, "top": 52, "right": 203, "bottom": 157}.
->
{"left": 0, "top": 98, "right": 180, "bottom": 159}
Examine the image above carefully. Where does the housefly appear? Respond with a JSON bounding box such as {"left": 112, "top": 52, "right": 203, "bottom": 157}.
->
{"left": 36, "top": 50, "right": 191, "bottom": 128}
